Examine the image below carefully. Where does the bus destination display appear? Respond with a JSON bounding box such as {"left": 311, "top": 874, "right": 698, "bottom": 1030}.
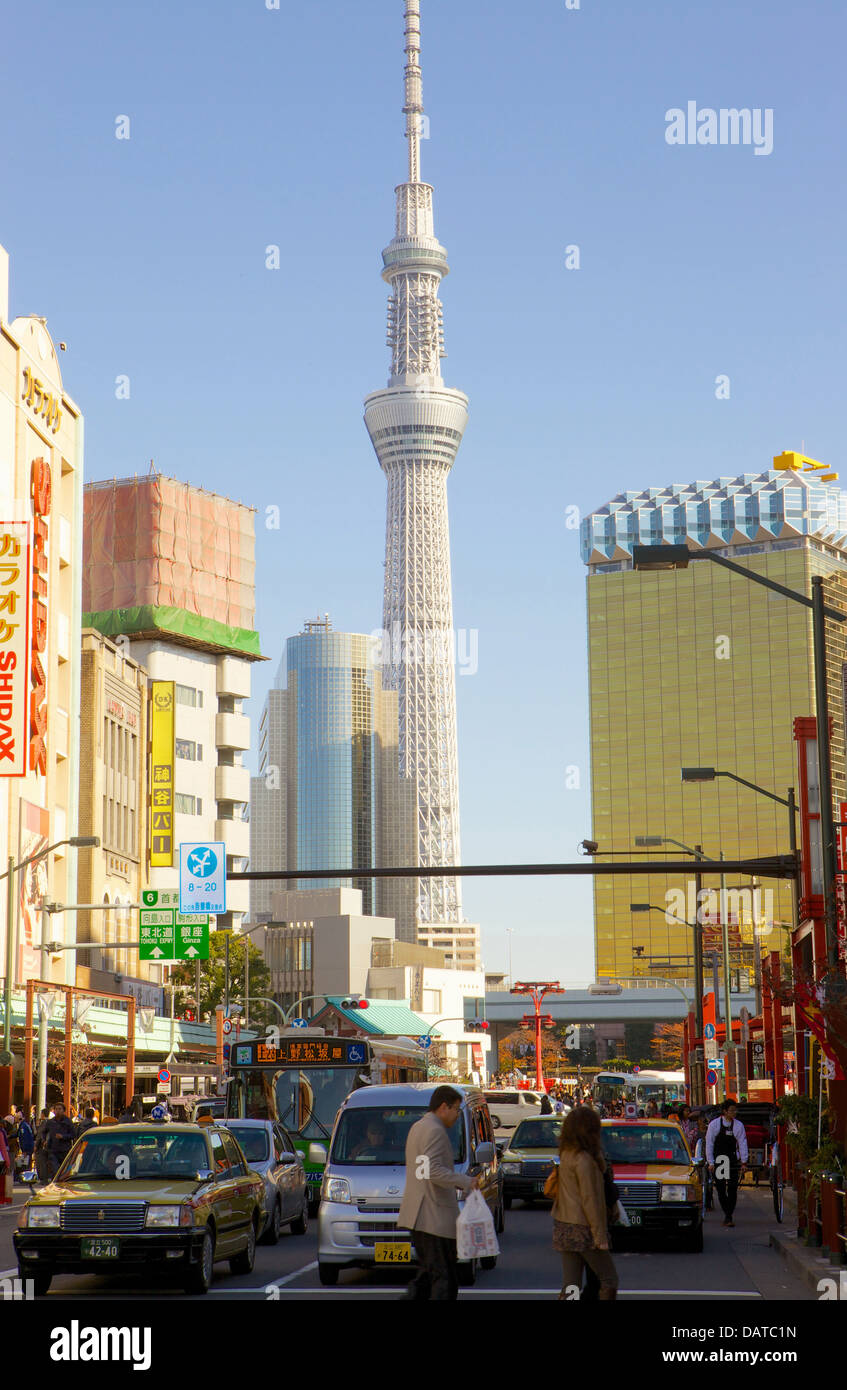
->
{"left": 232, "top": 1040, "right": 367, "bottom": 1067}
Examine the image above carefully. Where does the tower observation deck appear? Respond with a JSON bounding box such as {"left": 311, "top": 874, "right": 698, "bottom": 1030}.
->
{"left": 364, "top": 0, "right": 467, "bottom": 928}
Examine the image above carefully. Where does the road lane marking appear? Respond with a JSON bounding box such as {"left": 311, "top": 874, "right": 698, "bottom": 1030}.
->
{"left": 264, "top": 1260, "right": 319, "bottom": 1288}
{"left": 36, "top": 1285, "right": 767, "bottom": 1299}
{"left": 200, "top": 1286, "right": 764, "bottom": 1298}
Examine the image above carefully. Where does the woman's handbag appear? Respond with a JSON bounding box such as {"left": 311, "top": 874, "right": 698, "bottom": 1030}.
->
{"left": 543, "top": 1163, "right": 559, "bottom": 1199}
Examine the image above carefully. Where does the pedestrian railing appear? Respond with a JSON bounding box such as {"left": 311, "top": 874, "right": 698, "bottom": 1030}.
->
{"left": 820, "top": 1174, "right": 847, "bottom": 1266}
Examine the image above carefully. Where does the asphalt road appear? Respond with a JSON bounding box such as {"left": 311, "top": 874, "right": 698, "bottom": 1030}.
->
{"left": 0, "top": 1183, "right": 814, "bottom": 1302}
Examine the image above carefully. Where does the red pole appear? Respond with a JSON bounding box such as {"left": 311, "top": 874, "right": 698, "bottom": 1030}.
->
{"left": 535, "top": 994, "right": 543, "bottom": 1091}
{"left": 770, "top": 951, "right": 785, "bottom": 1102}
{"left": 63, "top": 990, "right": 73, "bottom": 1112}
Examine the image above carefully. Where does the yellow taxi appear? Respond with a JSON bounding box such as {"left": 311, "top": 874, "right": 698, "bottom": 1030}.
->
{"left": 601, "top": 1118, "right": 703, "bottom": 1252}
{"left": 14, "top": 1122, "right": 264, "bottom": 1295}
{"left": 499, "top": 1117, "right": 563, "bottom": 1206}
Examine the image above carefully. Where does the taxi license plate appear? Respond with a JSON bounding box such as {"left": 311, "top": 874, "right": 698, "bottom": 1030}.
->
{"left": 627, "top": 1210, "right": 642, "bottom": 1227}
{"left": 375, "top": 1243, "right": 411, "bottom": 1263}
{"left": 534, "top": 1180, "right": 546, "bottom": 1193}
{"left": 81, "top": 1237, "right": 120, "bottom": 1258}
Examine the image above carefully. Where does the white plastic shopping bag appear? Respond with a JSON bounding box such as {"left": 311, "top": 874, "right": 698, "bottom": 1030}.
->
{"left": 456, "top": 1188, "right": 499, "bottom": 1260}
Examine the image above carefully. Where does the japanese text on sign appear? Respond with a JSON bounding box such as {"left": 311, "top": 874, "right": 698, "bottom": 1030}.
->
{"left": 150, "top": 682, "right": 175, "bottom": 866}
{"left": 29, "top": 459, "right": 51, "bottom": 776}
{"left": 0, "top": 522, "right": 32, "bottom": 777}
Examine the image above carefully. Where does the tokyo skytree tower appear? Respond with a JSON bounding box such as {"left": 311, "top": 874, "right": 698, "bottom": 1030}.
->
{"left": 364, "top": 0, "right": 467, "bottom": 928}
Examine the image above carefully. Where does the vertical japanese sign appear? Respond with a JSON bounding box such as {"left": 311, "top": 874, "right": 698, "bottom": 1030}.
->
{"left": 0, "top": 520, "right": 32, "bottom": 776}
{"left": 29, "top": 458, "right": 51, "bottom": 776}
{"left": 837, "top": 799, "right": 847, "bottom": 964}
{"left": 18, "top": 800, "right": 49, "bottom": 983}
{"left": 149, "top": 681, "right": 175, "bottom": 866}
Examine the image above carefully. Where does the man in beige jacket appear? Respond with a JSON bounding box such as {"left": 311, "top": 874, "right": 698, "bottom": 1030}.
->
{"left": 398, "top": 1085, "right": 479, "bottom": 1300}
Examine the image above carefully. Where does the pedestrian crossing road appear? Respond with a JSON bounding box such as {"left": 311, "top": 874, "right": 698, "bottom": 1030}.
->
{"left": 0, "top": 1184, "right": 814, "bottom": 1301}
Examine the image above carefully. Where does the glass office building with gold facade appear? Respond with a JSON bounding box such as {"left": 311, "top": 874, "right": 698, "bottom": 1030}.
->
{"left": 582, "top": 456, "right": 847, "bottom": 983}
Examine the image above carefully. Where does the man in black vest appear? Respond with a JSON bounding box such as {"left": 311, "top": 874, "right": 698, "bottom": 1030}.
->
{"left": 706, "top": 1099, "right": 749, "bottom": 1227}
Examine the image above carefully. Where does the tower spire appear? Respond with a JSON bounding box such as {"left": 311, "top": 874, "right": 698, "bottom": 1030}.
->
{"left": 364, "top": 0, "right": 469, "bottom": 933}
{"left": 403, "top": 0, "right": 424, "bottom": 184}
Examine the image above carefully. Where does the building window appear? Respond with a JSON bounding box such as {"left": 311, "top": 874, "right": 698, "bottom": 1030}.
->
{"left": 175, "top": 793, "right": 202, "bottom": 815}
{"left": 175, "top": 684, "right": 202, "bottom": 708}
{"left": 175, "top": 738, "right": 201, "bottom": 760}
{"left": 422, "top": 989, "right": 442, "bottom": 1013}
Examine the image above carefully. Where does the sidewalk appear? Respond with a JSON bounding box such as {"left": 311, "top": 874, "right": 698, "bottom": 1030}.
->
{"left": 753, "top": 1182, "right": 845, "bottom": 1295}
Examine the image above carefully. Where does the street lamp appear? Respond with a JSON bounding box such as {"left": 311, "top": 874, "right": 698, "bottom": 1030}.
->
{"left": 631, "top": 900, "right": 706, "bottom": 1099}
{"left": 681, "top": 766, "right": 801, "bottom": 1085}
{"left": 633, "top": 541, "right": 841, "bottom": 966}
{"left": 1, "top": 836, "right": 99, "bottom": 1067}
{"left": 680, "top": 767, "right": 798, "bottom": 929}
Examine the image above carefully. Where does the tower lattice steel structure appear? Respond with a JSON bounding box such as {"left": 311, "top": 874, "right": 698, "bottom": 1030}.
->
{"left": 364, "top": 0, "right": 467, "bottom": 928}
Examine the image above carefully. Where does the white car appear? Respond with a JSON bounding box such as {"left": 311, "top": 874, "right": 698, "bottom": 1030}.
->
{"left": 220, "top": 1120, "right": 309, "bottom": 1244}
{"left": 483, "top": 1090, "right": 547, "bottom": 1132}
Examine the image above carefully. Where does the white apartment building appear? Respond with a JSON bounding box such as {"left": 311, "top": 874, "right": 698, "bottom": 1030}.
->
{"left": 417, "top": 921, "right": 483, "bottom": 971}
{"left": 128, "top": 643, "right": 252, "bottom": 927}
{"left": 82, "top": 474, "right": 262, "bottom": 944}
{"left": 366, "top": 959, "right": 491, "bottom": 1081}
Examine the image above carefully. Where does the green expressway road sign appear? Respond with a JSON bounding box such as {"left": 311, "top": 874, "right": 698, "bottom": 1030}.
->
{"left": 140, "top": 890, "right": 209, "bottom": 961}
{"left": 175, "top": 915, "right": 210, "bottom": 960}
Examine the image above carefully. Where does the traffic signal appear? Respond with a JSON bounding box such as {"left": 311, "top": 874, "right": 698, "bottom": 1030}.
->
{"left": 466, "top": 1019, "right": 489, "bottom": 1032}
{"left": 341, "top": 998, "right": 369, "bottom": 1010}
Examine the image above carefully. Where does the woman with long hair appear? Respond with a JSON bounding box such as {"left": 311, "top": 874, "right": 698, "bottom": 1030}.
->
{"left": 552, "top": 1106, "right": 619, "bottom": 1301}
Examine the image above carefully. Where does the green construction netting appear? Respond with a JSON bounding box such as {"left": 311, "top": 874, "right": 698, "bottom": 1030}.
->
{"left": 83, "top": 606, "right": 262, "bottom": 659}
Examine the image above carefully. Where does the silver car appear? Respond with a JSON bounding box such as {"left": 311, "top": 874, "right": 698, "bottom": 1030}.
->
{"left": 221, "top": 1120, "right": 309, "bottom": 1244}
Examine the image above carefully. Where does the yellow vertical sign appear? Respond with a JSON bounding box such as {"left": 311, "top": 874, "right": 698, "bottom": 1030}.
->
{"left": 149, "top": 681, "right": 175, "bottom": 866}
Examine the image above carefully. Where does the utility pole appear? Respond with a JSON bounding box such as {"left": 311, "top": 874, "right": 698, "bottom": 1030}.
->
{"left": 719, "top": 851, "right": 733, "bottom": 1100}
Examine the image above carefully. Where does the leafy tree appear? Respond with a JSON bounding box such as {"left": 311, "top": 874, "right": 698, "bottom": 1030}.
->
{"left": 498, "top": 1026, "right": 561, "bottom": 1076}
{"left": 603, "top": 1056, "right": 632, "bottom": 1071}
{"left": 170, "top": 932, "right": 274, "bottom": 1027}
{"left": 652, "top": 1022, "right": 684, "bottom": 1068}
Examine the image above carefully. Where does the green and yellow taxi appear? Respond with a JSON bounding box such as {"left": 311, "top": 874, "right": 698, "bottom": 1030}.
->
{"left": 499, "top": 1116, "right": 563, "bottom": 1206}
{"left": 602, "top": 1118, "right": 703, "bottom": 1252}
{"left": 14, "top": 1122, "right": 264, "bottom": 1296}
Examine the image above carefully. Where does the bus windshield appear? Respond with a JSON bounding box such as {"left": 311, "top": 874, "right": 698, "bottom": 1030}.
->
{"left": 238, "top": 1066, "right": 359, "bottom": 1141}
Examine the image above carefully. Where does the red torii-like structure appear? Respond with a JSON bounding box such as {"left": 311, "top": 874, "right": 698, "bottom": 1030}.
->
{"left": 510, "top": 981, "right": 565, "bottom": 1090}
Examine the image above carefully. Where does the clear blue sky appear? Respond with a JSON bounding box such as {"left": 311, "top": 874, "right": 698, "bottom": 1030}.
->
{"left": 4, "top": 0, "right": 845, "bottom": 983}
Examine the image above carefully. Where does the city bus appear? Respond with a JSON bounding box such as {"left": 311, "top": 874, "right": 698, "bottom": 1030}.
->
{"left": 594, "top": 1069, "right": 686, "bottom": 1110}
{"left": 226, "top": 1034, "right": 428, "bottom": 1210}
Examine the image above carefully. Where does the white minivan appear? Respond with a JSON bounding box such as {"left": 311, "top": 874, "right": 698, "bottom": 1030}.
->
{"left": 318, "top": 1082, "right": 503, "bottom": 1287}
{"left": 483, "top": 1090, "right": 546, "bottom": 1132}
